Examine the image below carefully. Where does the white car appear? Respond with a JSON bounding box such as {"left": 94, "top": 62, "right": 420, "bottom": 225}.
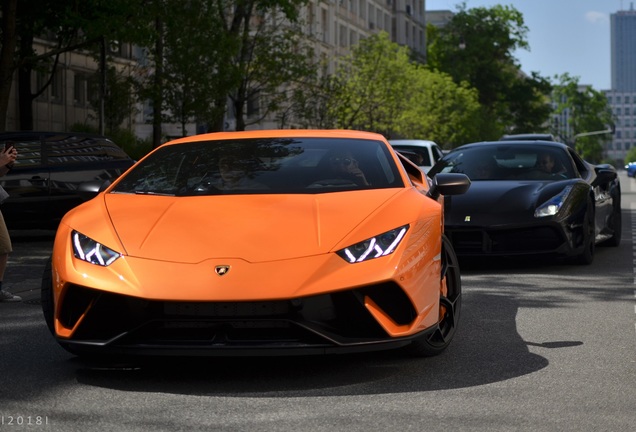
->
{"left": 389, "top": 139, "right": 445, "bottom": 174}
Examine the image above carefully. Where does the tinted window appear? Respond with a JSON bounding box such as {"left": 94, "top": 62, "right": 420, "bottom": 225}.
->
{"left": 429, "top": 144, "right": 575, "bottom": 181}
{"left": 392, "top": 145, "right": 432, "bottom": 166}
{"left": 0, "top": 133, "right": 131, "bottom": 169}
{"left": 45, "top": 135, "right": 131, "bottom": 165}
{"left": 112, "top": 137, "right": 403, "bottom": 195}
{"left": 0, "top": 137, "right": 42, "bottom": 168}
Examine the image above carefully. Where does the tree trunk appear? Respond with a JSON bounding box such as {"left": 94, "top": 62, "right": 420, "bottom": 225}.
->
{"left": 0, "top": 0, "right": 18, "bottom": 131}
{"left": 152, "top": 16, "right": 164, "bottom": 149}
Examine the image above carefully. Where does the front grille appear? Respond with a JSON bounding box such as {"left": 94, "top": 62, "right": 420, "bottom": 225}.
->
{"left": 61, "top": 281, "right": 417, "bottom": 348}
{"left": 449, "top": 226, "right": 564, "bottom": 255}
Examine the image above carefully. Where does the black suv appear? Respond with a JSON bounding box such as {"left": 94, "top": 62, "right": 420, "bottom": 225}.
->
{"left": 0, "top": 132, "right": 135, "bottom": 229}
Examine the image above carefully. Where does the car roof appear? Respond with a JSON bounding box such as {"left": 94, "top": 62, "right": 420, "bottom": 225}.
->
{"left": 167, "top": 129, "right": 388, "bottom": 145}
{"left": 499, "top": 133, "right": 559, "bottom": 142}
{"left": 389, "top": 139, "right": 438, "bottom": 147}
{"left": 0, "top": 131, "right": 113, "bottom": 140}
{"left": 454, "top": 140, "right": 569, "bottom": 151}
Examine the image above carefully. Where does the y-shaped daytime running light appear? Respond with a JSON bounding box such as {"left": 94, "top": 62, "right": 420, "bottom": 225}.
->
{"left": 337, "top": 225, "right": 409, "bottom": 263}
{"left": 72, "top": 231, "right": 121, "bottom": 266}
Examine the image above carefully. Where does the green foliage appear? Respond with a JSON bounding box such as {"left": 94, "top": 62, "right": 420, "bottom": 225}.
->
{"left": 329, "top": 32, "right": 413, "bottom": 135}
{"left": 319, "top": 32, "right": 480, "bottom": 148}
{"left": 88, "top": 66, "right": 137, "bottom": 133}
{"left": 624, "top": 146, "right": 636, "bottom": 164}
{"left": 427, "top": 4, "right": 553, "bottom": 139}
{"left": 551, "top": 73, "right": 614, "bottom": 163}
{"left": 396, "top": 68, "right": 481, "bottom": 147}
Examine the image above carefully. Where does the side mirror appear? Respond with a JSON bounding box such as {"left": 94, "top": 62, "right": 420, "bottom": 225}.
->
{"left": 592, "top": 168, "right": 617, "bottom": 186}
{"left": 77, "top": 180, "right": 111, "bottom": 200}
{"left": 427, "top": 173, "right": 471, "bottom": 200}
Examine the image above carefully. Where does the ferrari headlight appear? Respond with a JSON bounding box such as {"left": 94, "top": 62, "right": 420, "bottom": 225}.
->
{"left": 72, "top": 230, "right": 121, "bottom": 266}
{"left": 534, "top": 185, "right": 573, "bottom": 218}
{"left": 337, "top": 225, "right": 409, "bottom": 263}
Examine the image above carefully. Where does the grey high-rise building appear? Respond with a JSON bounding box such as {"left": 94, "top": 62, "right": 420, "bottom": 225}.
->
{"left": 611, "top": 6, "right": 636, "bottom": 92}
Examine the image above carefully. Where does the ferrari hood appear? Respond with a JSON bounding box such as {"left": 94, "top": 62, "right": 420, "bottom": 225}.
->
{"left": 103, "top": 190, "right": 402, "bottom": 263}
{"left": 445, "top": 180, "right": 569, "bottom": 226}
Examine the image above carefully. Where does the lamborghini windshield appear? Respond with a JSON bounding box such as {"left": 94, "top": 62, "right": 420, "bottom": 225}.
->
{"left": 111, "top": 137, "right": 403, "bottom": 195}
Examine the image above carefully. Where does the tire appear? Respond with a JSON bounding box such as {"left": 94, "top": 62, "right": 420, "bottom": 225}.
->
{"left": 41, "top": 257, "right": 55, "bottom": 334}
{"left": 407, "top": 234, "right": 461, "bottom": 357}
{"left": 605, "top": 197, "right": 622, "bottom": 247}
{"left": 575, "top": 200, "right": 595, "bottom": 265}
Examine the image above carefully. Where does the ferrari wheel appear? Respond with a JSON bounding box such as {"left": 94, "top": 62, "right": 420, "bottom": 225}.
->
{"left": 605, "top": 197, "right": 622, "bottom": 247}
{"left": 41, "top": 257, "right": 55, "bottom": 335}
{"left": 575, "top": 199, "right": 595, "bottom": 265}
{"left": 407, "top": 234, "right": 461, "bottom": 357}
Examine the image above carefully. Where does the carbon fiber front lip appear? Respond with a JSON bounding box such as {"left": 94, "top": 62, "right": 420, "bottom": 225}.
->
{"left": 56, "top": 320, "right": 436, "bottom": 357}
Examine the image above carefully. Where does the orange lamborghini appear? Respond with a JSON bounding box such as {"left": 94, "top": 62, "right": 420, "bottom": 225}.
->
{"left": 41, "top": 129, "right": 470, "bottom": 357}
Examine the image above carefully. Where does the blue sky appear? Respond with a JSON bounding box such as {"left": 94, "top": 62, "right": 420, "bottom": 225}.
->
{"left": 426, "top": 0, "right": 628, "bottom": 90}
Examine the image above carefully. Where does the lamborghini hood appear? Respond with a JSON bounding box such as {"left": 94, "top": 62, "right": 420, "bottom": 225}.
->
{"left": 103, "top": 190, "right": 402, "bottom": 263}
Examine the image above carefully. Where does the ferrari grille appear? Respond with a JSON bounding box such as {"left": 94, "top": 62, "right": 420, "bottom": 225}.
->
{"left": 449, "top": 226, "right": 564, "bottom": 255}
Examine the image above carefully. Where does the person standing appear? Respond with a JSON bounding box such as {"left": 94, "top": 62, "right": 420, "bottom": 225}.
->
{"left": 0, "top": 143, "right": 19, "bottom": 302}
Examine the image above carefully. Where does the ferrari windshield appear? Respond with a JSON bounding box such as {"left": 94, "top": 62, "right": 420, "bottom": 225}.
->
{"left": 428, "top": 144, "right": 576, "bottom": 181}
{"left": 111, "top": 137, "right": 403, "bottom": 195}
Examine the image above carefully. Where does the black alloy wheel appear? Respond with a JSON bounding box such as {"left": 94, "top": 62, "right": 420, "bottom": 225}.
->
{"left": 407, "top": 234, "right": 461, "bottom": 357}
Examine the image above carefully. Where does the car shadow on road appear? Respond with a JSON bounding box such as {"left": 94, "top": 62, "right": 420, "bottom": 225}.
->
{"left": 62, "top": 287, "right": 550, "bottom": 397}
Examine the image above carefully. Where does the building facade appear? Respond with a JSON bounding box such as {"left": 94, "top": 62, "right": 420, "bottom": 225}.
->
{"left": 8, "top": 0, "right": 428, "bottom": 139}
{"left": 607, "top": 6, "right": 636, "bottom": 164}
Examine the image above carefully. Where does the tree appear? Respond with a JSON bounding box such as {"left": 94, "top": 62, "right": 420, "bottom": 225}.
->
{"left": 551, "top": 73, "right": 614, "bottom": 162}
{"left": 223, "top": 2, "right": 314, "bottom": 131}
{"left": 427, "top": 4, "right": 553, "bottom": 139}
{"left": 396, "top": 68, "right": 481, "bottom": 148}
{"left": 88, "top": 66, "right": 137, "bottom": 134}
{"left": 0, "top": 0, "right": 148, "bottom": 131}
{"left": 160, "top": 0, "right": 237, "bottom": 136}
{"left": 328, "top": 32, "right": 414, "bottom": 136}
{"left": 624, "top": 145, "right": 636, "bottom": 164}
{"left": 317, "top": 32, "right": 480, "bottom": 147}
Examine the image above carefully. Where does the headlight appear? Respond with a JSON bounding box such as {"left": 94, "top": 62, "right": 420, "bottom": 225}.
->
{"left": 72, "top": 230, "right": 121, "bottom": 266}
{"left": 534, "top": 185, "right": 573, "bottom": 218}
{"left": 336, "top": 225, "right": 409, "bottom": 263}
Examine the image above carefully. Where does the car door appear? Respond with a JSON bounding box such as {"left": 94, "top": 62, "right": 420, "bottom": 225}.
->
{"left": 0, "top": 133, "right": 51, "bottom": 229}
{"left": 45, "top": 134, "right": 134, "bottom": 225}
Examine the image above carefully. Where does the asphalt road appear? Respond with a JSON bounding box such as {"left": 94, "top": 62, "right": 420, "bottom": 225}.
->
{"left": 1, "top": 175, "right": 635, "bottom": 431}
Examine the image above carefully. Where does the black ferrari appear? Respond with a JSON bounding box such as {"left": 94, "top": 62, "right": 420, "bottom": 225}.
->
{"left": 427, "top": 140, "right": 621, "bottom": 264}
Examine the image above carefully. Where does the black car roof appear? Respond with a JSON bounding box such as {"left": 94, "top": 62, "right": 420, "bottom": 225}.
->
{"left": 452, "top": 140, "right": 569, "bottom": 151}
{"left": 0, "top": 131, "right": 112, "bottom": 140}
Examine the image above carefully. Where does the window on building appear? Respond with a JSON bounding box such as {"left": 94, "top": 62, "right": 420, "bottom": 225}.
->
{"left": 247, "top": 91, "right": 260, "bottom": 117}
{"left": 339, "top": 24, "right": 346, "bottom": 47}
{"left": 73, "top": 73, "right": 87, "bottom": 105}
{"left": 321, "top": 9, "right": 328, "bottom": 43}
{"left": 35, "top": 70, "right": 48, "bottom": 101}
{"left": 50, "top": 67, "right": 63, "bottom": 103}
